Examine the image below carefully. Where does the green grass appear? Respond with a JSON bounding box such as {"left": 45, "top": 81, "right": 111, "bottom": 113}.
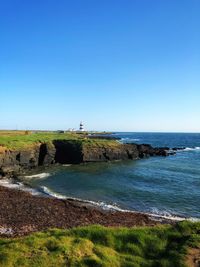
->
{"left": 0, "top": 131, "right": 118, "bottom": 150}
{"left": 0, "top": 221, "right": 199, "bottom": 267}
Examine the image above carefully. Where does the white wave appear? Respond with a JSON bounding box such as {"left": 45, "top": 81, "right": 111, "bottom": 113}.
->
{"left": 24, "top": 173, "right": 51, "bottom": 179}
{"left": 40, "top": 186, "right": 67, "bottom": 199}
{"left": 96, "top": 202, "right": 129, "bottom": 212}
{"left": 0, "top": 179, "right": 24, "bottom": 189}
{"left": 39, "top": 186, "right": 130, "bottom": 211}
{"left": 1, "top": 180, "right": 199, "bottom": 223}
{"left": 39, "top": 186, "right": 200, "bottom": 222}
{"left": 147, "top": 213, "right": 189, "bottom": 222}
{"left": 147, "top": 208, "right": 200, "bottom": 222}
{"left": 183, "top": 147, "right": 200, "bottom": 151}
{"left": 0, "top": 179, "right": 40, "bottom": 195}
{"left": 171, "top": 147, "right": 200, "bottom": 152}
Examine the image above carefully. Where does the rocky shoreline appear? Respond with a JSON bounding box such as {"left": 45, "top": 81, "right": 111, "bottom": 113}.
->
{"left": 0, "top": 139, "right": 175, "bottom": 178}
{"left": 0, "top": 139, "right": 181, "bottom": 237}
{"left": 0, "top": 185, "right": 164, "bottom": 237}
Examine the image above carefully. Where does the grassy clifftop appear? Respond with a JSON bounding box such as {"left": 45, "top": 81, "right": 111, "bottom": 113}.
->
{"left": 0, "top": 131, "right": 118, "bottom": 150}
{"left": 0, "top": 221, "right": 199, "bottom": 267}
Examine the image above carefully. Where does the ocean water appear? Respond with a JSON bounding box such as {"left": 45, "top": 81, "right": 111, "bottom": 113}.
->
{"left": 20, "top": 133, "right": 200, "bottom": 220}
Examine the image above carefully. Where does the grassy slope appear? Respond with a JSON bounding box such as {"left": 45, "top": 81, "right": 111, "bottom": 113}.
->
{"left": 0, "top": 131, "right": 118, "bottom": 150}
{"left": 0, "top": 221, "right": 199, "bottom": 267}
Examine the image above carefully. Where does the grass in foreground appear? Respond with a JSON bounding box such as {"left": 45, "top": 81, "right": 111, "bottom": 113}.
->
{"left": 0, "top": 221, "right": 199, "bottom": 267}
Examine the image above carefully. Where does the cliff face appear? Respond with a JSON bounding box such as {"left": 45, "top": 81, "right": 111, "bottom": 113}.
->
{"left": 82, "top": 143, "right": 139, "bottom": 162}
{"left": 0, "top": 145, "right": 40, "bottom": 176}
{"left": 0, "top": 140, "right": 168, "bottom": 177}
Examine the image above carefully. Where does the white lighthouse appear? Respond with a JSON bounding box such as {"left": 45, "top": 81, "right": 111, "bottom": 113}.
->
{"left": 79, "top": 121, "right": 85, "bottom": 132}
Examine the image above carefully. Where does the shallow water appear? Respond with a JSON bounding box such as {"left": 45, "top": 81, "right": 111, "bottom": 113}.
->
{"left": 20, "top": 133, "right": 200, "bottom": 220}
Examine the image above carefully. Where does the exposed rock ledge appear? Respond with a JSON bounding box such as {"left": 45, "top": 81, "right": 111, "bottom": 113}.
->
{"left": 0, "top": 140, "right": 171, "bottom": 177}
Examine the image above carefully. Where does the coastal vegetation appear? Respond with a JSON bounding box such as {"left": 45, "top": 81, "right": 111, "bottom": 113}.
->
{"left": 0, "top": 131, "right": 118, "bottom": 150}
{"left": 0, "top": 221, "right": 199, "bottom": 267}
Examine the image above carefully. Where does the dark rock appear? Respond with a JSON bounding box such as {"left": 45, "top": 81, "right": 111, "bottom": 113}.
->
{"left": 53, "top": 140, "right": 83, "bottom": 164}
{"left": 168, "top": 151, "right": 176, "bottom": 155}
{"left": 172, "top": 147, "right": 185, "bottom": 151}
{"left": 157, "top": 147, "right": 170, "bottom": 150}
{"left": 0, "top": 140, "right": 175, "bottom": 177}
{"left": 82, "top": 143, "right": 139, "bottom": 162}
{"left": 137, "top": 144, "right": 155, "bottom": 157}
{"left": 137, "top": 144, "right": 170, "bottom": 157}
{"left": 39, "top": 143, "right": 56, "bottom": 166}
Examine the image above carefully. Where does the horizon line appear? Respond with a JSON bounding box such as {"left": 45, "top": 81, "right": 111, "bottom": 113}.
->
{"left": 0, "top": 129, "right": 200, "bottom": 134}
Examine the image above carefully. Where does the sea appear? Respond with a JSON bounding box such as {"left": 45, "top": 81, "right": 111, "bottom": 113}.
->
{"left": 2, "top": 133, "right": 200, "bottom": 221}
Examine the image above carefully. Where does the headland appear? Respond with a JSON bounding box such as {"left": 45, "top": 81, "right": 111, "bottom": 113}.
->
{"left": 0, "top": 130, "right": 171, "bottom": 178}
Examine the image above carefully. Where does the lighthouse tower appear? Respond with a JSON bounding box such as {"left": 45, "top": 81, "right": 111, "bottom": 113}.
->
{"left": 79, "top": 121, "right": 84, "bottom": 132}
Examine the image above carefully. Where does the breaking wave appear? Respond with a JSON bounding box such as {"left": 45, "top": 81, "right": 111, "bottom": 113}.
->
{"left": 183, "top": 147, "right": 200, "bottom": 151}
{"left": 0, "top": 181, "right": 199, "bottom": 223}
{"left": 24, "top": 173, "right": 51, "bottom": 179}
{"left": 40, "top": 186, "right": 130, "bottom": 211}
{"left": 0, "top": 179, "right": 40, "bottom": 195}
{"left": 40, "top": 186, "right": 67, "bottom": 200}
{"left": 39, "top": 186, "right": 200, "bottom": 222}
{"left": 147, "top": 208, "right": 193, "bottom": 222}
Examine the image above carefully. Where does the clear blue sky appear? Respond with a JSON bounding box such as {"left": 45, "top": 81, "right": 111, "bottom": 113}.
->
{"left": 0, "top": 0, "right": 199, "bottom": 132}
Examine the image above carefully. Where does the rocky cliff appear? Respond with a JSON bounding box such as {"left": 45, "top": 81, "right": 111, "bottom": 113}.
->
{"left": 0, "top": 140, "right": 169, "bottom": 177}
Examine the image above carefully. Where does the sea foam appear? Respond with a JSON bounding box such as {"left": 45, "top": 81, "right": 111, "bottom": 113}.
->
{"left": 147, "top": 208, "right": 187, "bottom": 222}
{"left": 24, "top": 173, "right": 51, "bottom": 179}
{"left": 39, "top": 186, "right": 200, "bottom": 222}
{"left": 40, "top": 186, "right": 67, "bottom": 199}
{"left": 40, "top": 186, "right": 129, "bottom": 212}
{"left": 183, "top": 147, "right": 200, "bottom": 151}
{"left": 0, "top": 180, "right": 199, "bottom": 223}
{"left": 0, "top": 179, "right": 40, "bottom": 195}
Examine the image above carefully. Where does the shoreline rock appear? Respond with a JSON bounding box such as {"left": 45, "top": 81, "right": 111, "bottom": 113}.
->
{"left": 0, "top": 140, "right": 172, "bottom": 177}
{"left": 0, "top": 185, "right": 160, "bottom": 237}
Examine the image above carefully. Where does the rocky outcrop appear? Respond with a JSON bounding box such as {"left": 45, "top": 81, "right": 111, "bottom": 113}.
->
{"left": 0, "top": 145, "right": 40, "bottom": 177}
{"left": 0, "top": 140, "right": 171, "bottom": 177}
{"left": 137, "top": 144, "right": 169, "bottom": 157}
{"left": 82, "top": 143, "right": 139, "bottom": 162}
{"left": 38, "top": 143, "right": 56, "bottom": 166}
